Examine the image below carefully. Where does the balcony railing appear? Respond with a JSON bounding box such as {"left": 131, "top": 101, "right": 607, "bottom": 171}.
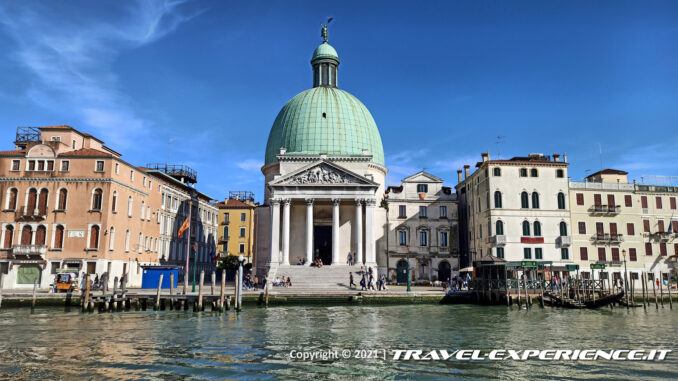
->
{"left": 588, "top": 204, "right": 621, "bottom": 215}
{"left": 556, "top": 236, "right": 572, "bottom": 247}
{"left": 12, "top": 245, "right": 47, "bottom": 256}
{"left": 653, "top": 232, "right": 672, "bottom": 242}
{"left": 488, "top": 235, "right": 507, "bottom": 246}
{"left": 592, "top": 234, "right": 623, "bottom": 243}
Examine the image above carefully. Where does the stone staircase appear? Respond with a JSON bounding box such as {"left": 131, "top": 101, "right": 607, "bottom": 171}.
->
{"left": 267, "top": 265, "right": 369, "bottom": 294}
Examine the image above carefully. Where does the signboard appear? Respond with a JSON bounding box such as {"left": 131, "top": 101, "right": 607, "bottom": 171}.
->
{"left": 521, "top": 237, "right": 545, "bottom": 244}
{"left": 565, "top": 264, "right": 580, "bottom": 271}
{"left": 591, "top": 263, "right": 606, "bottom": 269}
{"left": 521, "top": 261, "right": 538, "bottom": 267}
{"left": 68, "top": 230, "right": 85, "bottom": 238}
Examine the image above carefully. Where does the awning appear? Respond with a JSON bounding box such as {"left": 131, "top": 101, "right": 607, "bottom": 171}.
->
{"left": 62, "top": 259, "right": 83, "bottom": 264}
{"left": 459, "top": 267, "right": 474, "bottom": 272}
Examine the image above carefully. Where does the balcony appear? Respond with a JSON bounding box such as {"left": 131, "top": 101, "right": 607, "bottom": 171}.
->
{"left": 592, "top": 234, "right": 623, "bottom": 244}
{"left": 653, "top": 232, "right": 672, "bottom": 242}
{"left": 488, "top": 235, "right": 507, "bottom": 246}
{"left": 12, "top": 245, "right": 47, "bottom": 257}
{"left": 556, "top": 235, "right": 572, "bottom": 247}
{"left": 588, "top": 204, "right": 621, "bottom": 215}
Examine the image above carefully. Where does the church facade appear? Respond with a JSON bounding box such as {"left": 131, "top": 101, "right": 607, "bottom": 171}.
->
{"left": 254, "top": 28, "right": 388, "bottom": 281}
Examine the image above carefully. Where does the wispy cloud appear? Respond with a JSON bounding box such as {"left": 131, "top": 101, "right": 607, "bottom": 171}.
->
{"left": 0, "top": 0, "right": 198, "bottom": 148}
{"left": 236, "top": 159, "right": 263, "bottom": 172}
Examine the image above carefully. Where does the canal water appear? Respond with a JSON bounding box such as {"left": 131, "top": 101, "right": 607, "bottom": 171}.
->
{"left": 0, "top": 304, "right": 676, "bottom": 380}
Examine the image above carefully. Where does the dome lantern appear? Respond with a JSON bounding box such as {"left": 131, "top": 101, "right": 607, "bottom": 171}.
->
{"left": 312, "top": 21, "right": 339, "bottom": 88}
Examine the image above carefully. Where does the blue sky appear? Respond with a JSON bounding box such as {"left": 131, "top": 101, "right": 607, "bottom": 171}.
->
{"left": 1, "top": 1, "right": 677, "bottom": 201}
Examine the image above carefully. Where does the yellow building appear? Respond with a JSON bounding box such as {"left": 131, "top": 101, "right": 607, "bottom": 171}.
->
{"left": 216, "top": 192, "right": 256, "bottom": 263}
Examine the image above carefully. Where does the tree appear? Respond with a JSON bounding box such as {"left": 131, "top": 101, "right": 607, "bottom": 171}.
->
{"left": 217, "top": 255, "right": 240, "bottom": 271}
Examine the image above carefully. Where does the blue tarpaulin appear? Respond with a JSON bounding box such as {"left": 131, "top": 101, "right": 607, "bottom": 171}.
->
{"left": 141, "top": 266, "right": 179, "bottom": 289}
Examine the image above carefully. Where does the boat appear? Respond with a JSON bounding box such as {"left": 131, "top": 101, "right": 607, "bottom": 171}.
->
{"left": 540, "top": 290, "right": 625, "bottom": 309}
{"left": 583, "top": 291, "right": 625, "bottom": 309}
{"left": 439, "top": 290, "right": 473, "bottom": 304}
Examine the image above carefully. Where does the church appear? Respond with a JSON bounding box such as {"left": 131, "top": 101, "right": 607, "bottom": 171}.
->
{"left": 254, "top": 25, "right": 388, "bottom": 286}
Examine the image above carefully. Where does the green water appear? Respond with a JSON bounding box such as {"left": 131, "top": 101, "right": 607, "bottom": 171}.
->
{"left": 0, "top": 304, "right": 676, "bottom": 380}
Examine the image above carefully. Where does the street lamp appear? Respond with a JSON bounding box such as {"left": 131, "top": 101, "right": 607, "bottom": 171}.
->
{"left": 237, "top": 254, "right": 245, "bottom": 311}
{"left": 191, "top": 242, "right": 198, "bottom": 292}
{"left": 622, "top": 249, "right": 629, "bottom": 309}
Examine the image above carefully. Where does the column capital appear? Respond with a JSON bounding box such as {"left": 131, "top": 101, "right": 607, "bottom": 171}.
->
{"left": 270, "top": 198, "right": 281, "bottom": 206}
{"left": 305, "top": 198, "right": 315, "bottom": 206}
{"left": 282, "top": 198, "right": 291, "bottom": 206}
{"left": 355, "top": 198, "right": 364, "bottom": 206}
{"left": 332, "top": 198, "right": 341, "bottom": 206}
{"left": 365, "top": 199, "right": 377, "bottom": 207}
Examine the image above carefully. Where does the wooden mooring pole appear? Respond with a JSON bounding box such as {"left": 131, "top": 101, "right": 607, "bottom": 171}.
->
{"left": 82, "top": 274, "right": 91, "bottom": 312}
{"left": 219, "top": 269, "right": 226, "bottom": 311}
{"left": 31, "top": 277, "right": 38, "bottom": 310}
{"left": 668, "top": 272, "right": 673, "bottom": 309}
{"left": 0, "top": 272, "right": 4, "bottom": 309}
{"left": 652, "top": 273, "right": 658, "bottom": 309}
{"left": 660, "top": 275, "right": 664, "bottom": 308}
{"left": 211, "top": 271, "right": 215, "bottom": 296}
{"left": 641, "top": 273, "right": 647, "bottom": 310}
{"left": 155, "top": 274, "right": 164, "bottom": 310}
{"left": 197, "top": 270, "right": 205, "bottom": 311}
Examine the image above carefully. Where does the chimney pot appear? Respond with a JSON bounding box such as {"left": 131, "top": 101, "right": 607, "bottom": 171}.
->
{"left": 463, "top": 165, "right": 470, "bottom": 179}
{"left": 553, "top": 154, "right": 560, "bottom": 162}
{"left": 457, "top": 170, "right": 463, "bottom": 183}
{"left": 563, "top": 153, "right": 567, "bottom": 163}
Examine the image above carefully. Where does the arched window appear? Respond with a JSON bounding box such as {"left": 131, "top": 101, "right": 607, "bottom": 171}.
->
{"left": 496, "top": 220, "right": 504, "bottom": 235}
{"left": 559, "top": 221, "right": 568, "bottom": 236}
{"left": 141, "top": 200, "right": 146, "bottom": 219}
{"left": 111, "top": 191, "right": 118, "bottom": 212}
{"left": 57, "top": 188, "right": 68, "bottom": 210}
{"left": 54, "top": 225, "right": 64, "bottom": 249}
{"left": 26, "top": 188, "right": 37, "bottom": 215}
{"left": 6, "top": 188, "right": 18, "bottom": 210}
{"left": 38, "top": 189, "right": 48, "bottom": 215}
{"left": 138, "top": 233, "right": 143, "bottom": 253}
{"left": 89, "top": 225, "right": 100, "bottom": 249}
{"left": 521, "top": 192, "right": 529, "bottom": 208}
{"left": 534, "top": 221, "right": 542, "bottom": 236}
{"left": 144, "top": 236, "right": 148, "bottom": 251}
{"left": 35, "top": 225, "right": 46, "bottom": 246}
{"left": 522, "top": 221, "right": 530, "bottom": 236}
{"left": 91, "top": 189, "right": 103, "bottom": 210}
{"left": 109, "top": 227, "right": 115, "bottom": 250}
{"left": 21, "top": 225, "right": 33, "bottom": 245}
{"left": 125, "top": 229, "right": 130, "bottom": 252}
{"left": 3, "top": 225, "right": 14, "bottom": 248}
{"left": 493, "top": 168, "right": 501, "bottom": 176}
{"left": 128, "top": 196, "right": 133, "bottom": 217}
{"left": 494, "top": 191, "right": 502, "bottom": 208}
{"left": 531, "top": 192, "right": 540, "bottom": 209}
{"left": 557, "top": 192, "right": 566, "bottom": 210}
{"left": 530, "top": 168, "right": 538, "bottom": 177}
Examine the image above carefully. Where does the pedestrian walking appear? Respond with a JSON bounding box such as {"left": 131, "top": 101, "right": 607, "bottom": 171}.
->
{"left": 350, "top": 272, "right": 356, "bottom": 289}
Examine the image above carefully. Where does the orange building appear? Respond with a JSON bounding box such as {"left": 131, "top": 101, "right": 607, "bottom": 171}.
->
{"left": 0, "top": 126, "right": 206, "bottom": 289}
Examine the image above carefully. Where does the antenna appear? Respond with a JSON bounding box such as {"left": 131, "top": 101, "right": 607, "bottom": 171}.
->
{"left": 496, "top": 136, "right": 505, "bottom": 159}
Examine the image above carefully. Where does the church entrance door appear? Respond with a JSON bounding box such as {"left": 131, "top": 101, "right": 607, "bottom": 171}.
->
{"left": 313, "top": 226, "right": 332, "bottom": 266}
{"left": 396, "top": 260, "right": 409, "bottom": 284}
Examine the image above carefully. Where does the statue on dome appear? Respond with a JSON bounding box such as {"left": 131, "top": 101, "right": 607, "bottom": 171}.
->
{"left": 321, "top": 17, "right": 333, "bottom": 43}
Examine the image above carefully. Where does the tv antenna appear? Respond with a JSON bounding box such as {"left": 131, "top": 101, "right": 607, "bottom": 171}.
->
{"left": 495, "top": 136, "right": 505, "bottom": 159}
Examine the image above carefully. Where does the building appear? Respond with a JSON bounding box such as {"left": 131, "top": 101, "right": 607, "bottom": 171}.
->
{"left": 255, "top": 25, "right": 388, "bottom": 283}
{"left": 385, "top": 171, "right": 459, "bottom": 284}
{"left": 569, "top": 169, "right": 677, "bottom": 288}
{"left": 147, "top": 164, "right": 218, "bottom": 280}
{"left": 0, "top": 126, "right": 162, "bottom": 289}
{"left": 216, "top": 191, "right": 256, "bottom": 263}
{"left": 456, "top": 152, "right": 572, "bottom": 273}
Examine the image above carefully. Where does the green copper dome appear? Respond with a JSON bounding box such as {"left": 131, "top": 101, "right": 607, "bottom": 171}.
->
{"left": 264, "top": 39, "right": 384, "bottom": 166}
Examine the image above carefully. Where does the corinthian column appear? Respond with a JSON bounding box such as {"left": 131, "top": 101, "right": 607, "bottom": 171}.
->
{"left": 365, "top": 199, "right": 376, "bottom": 266}
{"left": 332, "top": 198, "right": 340, "bottom": 265}
{"left": 281, "top": 199, "right": 290, "bottom": 266}
{"left": 269, "top": 199, "right": 280, "bottom": 266}
{"left": 305, "top": 199, "right": 314, "bottom": 265}
{"left": 355, "top": 199, "right": 363, "bottom": 265}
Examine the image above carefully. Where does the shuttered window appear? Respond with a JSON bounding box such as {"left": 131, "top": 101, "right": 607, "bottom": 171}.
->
{"left": 580, "top": 247, "right": 588, "bottom": 260}
{"left": 576, "top": 193, "right": 584, "bottom": 205}
{"left": 624, "top": 195, "right": 632, "bottom": 207}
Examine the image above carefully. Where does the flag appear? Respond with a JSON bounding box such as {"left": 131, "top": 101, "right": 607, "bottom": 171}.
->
{"left": 210, "top": 248, "right": 217, "bottom": 261}
{"left": 177, "top": 216, "right": 190, "bottom": 238}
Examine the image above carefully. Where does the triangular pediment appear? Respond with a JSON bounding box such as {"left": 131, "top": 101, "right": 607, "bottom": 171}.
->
{"left": 402, "top": 171, "right": 443, "bottom": 183}
{"left": 270, "top": 160, "right": 377, "bottom": 187}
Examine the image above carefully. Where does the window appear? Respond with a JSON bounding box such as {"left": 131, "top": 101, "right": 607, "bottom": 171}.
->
{"left": 440, "top": 206, "right": 447, "bottom": 218}
{"left": 530, "top": 168, "right": 538, "bottom": 177}
{"left": 559, "top": 221, "right": 567, "bottom": 236}
{"left": 493, "top": 168, "right": 501, "bottom": 176}
{"left": 95, "top": 160, "right": 104, "bottom": 172}
{"left": 580, "top": 247, "right": 588, "bottom": 260}
{"left": 494, "top": 191, "right": 502, "bottom": 208}
{"left": 578, "top": 221, "right": 586, "bottom": 234}
{"left": 673, "top": 220, "right": 678, "bottom": 233}
{"left": 111, "top": 191, "right": 118, "bottom": 212}
{"left": 576, "top": 193, "right": 584, "bottom": 205}
{"left": 520, "top": 168, "right": 528, "bottom": 177}
{"left": 38, "top": 189, "right": 48, "bottom": 215}
{"left": 557, "top": 192, "right": 566, "bottom": 209}
{"left": 496, "top": 247, "right": 504, "bottom": 258}
{"left": 398, "top": 230, "right": 407, "bottom": 246}
{"left": 643, "top": 219, "right": 650, "bottom": 233}
{"left": 522, "top": 221, "right": 531, "bottom": 236}
{"left": 660, "top": 243, "right": 667, "bottom": 256}
{"left": 91, "top": 189, "right": 103, "bottom": 210}
{"left": 128, "top": 196, "right": 133, "bottom": 217}
{"left": 115, "top": 163, "right": 119, "bottom": 174}
{"left": 596, "top": 222, "right": 604, "bottom": 237}
{"left": 645, "top": 242, "right": 652, "bottom": 256}
{"left": 611, "top": 248, "right": 620, "bottom": 262}
{"left": 556, "top": 169, "right": 564, "bottom": 178}
{"left": 629, "top": 248, "right": 637, "bottom": 261}
{"left": 607, "top": 194, "right": 615, "bottom": 208}
{"left": 27, "top": 188, "right": 37, "bottom": 214}
{"left": 479, "top": 225, "right": 482, "bottom": 239}
{"left": 223, "top": 212, "right": 230, "bottom": 223}
{"left": 239, "top": 243, "right": 245, "bottom": 254}
{"left": 671, "top": 197, "right": 677, "bottom": 210}
{"left": 223, "top": 226, "right": 229, "bottom": 239}
{"left": 125, "top": 230, "right": 130, "bottom": 252}
{"left": 11, "top": 160, "right": 20, "bottom": 171}
{"left": 496, "top": 220, "right": 504, "bottom": 235}
{"left": 598, "top": 247, "right": 606, "bottom": 262}
{"left": 658, "top": 220, "right": 665, "bottom": 233}
{"left": 534, "top": 221, "right": 542, "bottom": 236}
{"left": 241, "top": 212, "right": 246, "bottom": 222}
{"left": 641, "top": 196, "right": 648, "bottom": 209}
{"left": 140, "top": 201, "right": 146, "bottom": 219}
{"left": 419, "top": 230, "right": 428, "bottom": 246}
{"left": 524, "top": 248, "right": 532, "bottom": 259}
{"left": 35, "top": 225, "right": 46, "bottom": 246}
{"left": 240, "top": 227, "right": 246, "bottom": 238}
{"left": 627, "top": 223, "right": 635, "bottom": 236}
{"left": 417, "top": 184, "right": 428, "bottom": 193}
{"left": 419, "top": 206, "right": 427, "bottom": 218}
{"left": 531, "top": 192, "right": 540, "bottom": 209}
{"left": 625, "top": 195, "right": 632, "bottom": 207}
{"left": 656, "top": 197, "right": 662, "bottom": 209}
{"left": 440, "top": 232, "right": 448, "bottom": 247}
{"left": 89, "top": 225, "right": 100, "bottom": 250}
{"left": 130, "top": 170, "right": 135, "bottom": 181}
{"left": 535, "top": 248, "right": 543, "bottom": 259}
{"left": 28, "top": 160, "right": 35, "bottom": 171}
{"left": 6, "top": 188, "right": 18, "bottom": 210}
{"left": 561, "top": 248, "right": 569, "bottom": 260}
{"left": 37, "top": 160, "right": 44, "bottom": 171}
{"left": 397, "top": 205, "right": 406, "bottom": 218}
{"left": 109, "top": 227, "right": 115, "bottom": 251}
{"left": 521, "top": 192, "right": 529, "bottom": 208}
{"left": 53, "top": 225, "right": 64, "bottom": 249}
{"left": 57, "top": 189, "right": 67, "bottom": 210}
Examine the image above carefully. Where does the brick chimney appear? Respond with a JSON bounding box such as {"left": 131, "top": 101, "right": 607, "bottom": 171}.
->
{"left": 457, "top": 170, "right": 463, "bottom": 183}
{"left": 464, "top": 165, "right": 470, "bottom": 179}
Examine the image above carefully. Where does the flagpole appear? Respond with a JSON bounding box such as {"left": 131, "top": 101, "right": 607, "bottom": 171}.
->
{"left": 183, "top": 200, "right": 192, "bottom": 294}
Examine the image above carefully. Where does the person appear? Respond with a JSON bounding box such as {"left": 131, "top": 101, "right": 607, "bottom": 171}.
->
{"left": 297, "top": 258, "right": 303, "bottom": 265}
{"left": 347, "top": 252, "right": 353, "bottom": 266}
{"left": 286, "top": 277, "right": 292, "bottom": 287}
{"left": 52, "top": 275, "right": 59, "bottom": 293}
{"left": 369, "top": 274, "right": 376, "bottom": 290}
{"left": 94, "top": 274, "right": 100, "bottom": 289}
{"left": 254, "top": 275, "right": 259, "bottom": 290}
{"left": 360, "top": 273, "right": 367, "bottom": 290}
{"left": 349, "top": 272, "right": 356, "bottom": 289}
{"left": 377, "top": 274, "right": 383, "bottom": 291}
{"left": 380, "top": 274, "right": 388, "bottom": 291}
